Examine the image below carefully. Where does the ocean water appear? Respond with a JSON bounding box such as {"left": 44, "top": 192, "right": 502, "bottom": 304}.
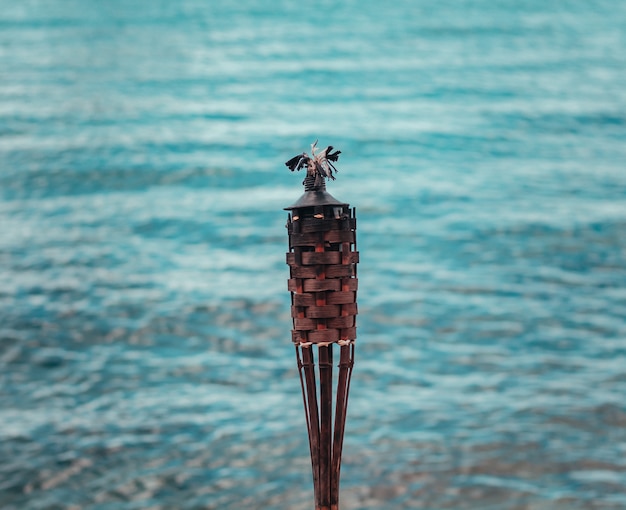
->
{"left": 1, "top": 1, "right": 626, "bottom": 509}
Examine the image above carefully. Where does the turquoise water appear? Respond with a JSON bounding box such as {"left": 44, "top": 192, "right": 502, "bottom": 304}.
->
{"left": 1, "top": 1, "right": 626, "bottom": 509}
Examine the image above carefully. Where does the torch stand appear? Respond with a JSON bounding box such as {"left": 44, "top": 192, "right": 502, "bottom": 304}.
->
{"left": 286, "top": 177, "right": 358, "bottom": 510}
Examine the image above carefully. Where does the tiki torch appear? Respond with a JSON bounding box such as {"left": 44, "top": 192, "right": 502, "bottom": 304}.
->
{"left": 284, "top": 141, "right": 358, "bottom": 510}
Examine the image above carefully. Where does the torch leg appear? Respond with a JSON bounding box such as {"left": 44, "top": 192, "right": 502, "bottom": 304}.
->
{"left": 298, "top": 344, "right": 322, "bottom": 506}
{"left": 330, "top": 343, "right": 355, "bottom": 510}
{"left": 318, "top": 344, "right": 333, "bottom": 509}
{"left": 296, "top": 346, "right": 314, "bottom": 477}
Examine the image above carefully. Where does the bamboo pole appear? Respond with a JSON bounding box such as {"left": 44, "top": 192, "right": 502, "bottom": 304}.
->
{"left": 284, "top": 142, "right": 357, "bottom": 510}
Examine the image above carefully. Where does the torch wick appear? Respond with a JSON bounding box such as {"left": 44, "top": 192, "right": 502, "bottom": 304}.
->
{"left": 304, "top": 174, "right": 326, "bottom": 192}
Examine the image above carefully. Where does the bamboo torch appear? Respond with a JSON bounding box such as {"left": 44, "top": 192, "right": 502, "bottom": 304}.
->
{"left": 284, "top": 142, "right": 358, "bottom": 510}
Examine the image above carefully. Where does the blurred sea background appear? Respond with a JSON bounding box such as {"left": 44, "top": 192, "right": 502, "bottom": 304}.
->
{"left": 1, "top": 1, "right": 626, "bottom": 509}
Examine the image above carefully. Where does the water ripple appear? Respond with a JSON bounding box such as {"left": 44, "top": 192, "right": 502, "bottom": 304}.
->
{"left": 2, "top": 0, "right": 626, "bottom": 508}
